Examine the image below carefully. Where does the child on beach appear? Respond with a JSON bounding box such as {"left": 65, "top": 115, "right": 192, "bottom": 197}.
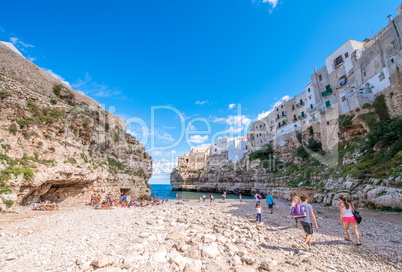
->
{"left": 299, "top": 195, "right": 318, "bottom": 251}
{"left": 256, "top": 203, "right": 262, "bottom": 223}
{"left": 291, "top": 195, "right": 301, "bottom": 227}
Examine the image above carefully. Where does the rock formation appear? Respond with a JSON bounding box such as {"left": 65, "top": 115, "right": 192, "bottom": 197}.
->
{"left": 0, "top": 43, "right": 152, "bottom": 209}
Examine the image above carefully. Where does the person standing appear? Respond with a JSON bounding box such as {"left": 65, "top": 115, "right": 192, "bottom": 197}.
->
{"left": 222, "top": 191, "right": 227, "bottom": 202}
{"left": 291, "top": 195, "right": 301, "bottom": 227}
{"left": 256, "top": 203, "right": 263, "bottom": 223}
{"left": 339, "top": 196, "right": 361, "bottom": 246}
{"left": 209, "top": 194, "right": 214, "bottom": 206}
{"left": 266, "top": 192, "right": 275, "bottom": 214}
{"left": 254, "top": 193, "right": 261, "bottom": 204}
{"left": 299, "top": 195, "right": 318, "bottom": 251}
{"left": 239, "top": 194, "right": 243, "bottom": 203}
{"left": 202, "top": 194, "right": 206, "bottom": 203}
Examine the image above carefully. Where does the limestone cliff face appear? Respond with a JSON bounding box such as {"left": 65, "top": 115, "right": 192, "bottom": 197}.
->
{"left": 0, "top": 43, "right": 152, "bottom": 208}
{"left": 171, "top": 154, "right": 402, "bottom": 210}
{"left": 170, "top": 162, "right": 318, "bottom": 201}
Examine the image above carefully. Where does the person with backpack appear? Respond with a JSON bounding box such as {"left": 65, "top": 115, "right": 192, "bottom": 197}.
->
{"left": 290, "top": 195, "right": 301, "bottom": 227}
{"left": 339, "top": 196, "right": 361, "bottom": 246}
{"left": 266, "top": 192, "right": 275, "bottom": 214}
{"left": 254, "top": 193, "right": 262, "bottom": 203}
{"left": 299, "top": 195, "right": 318, "bottom": 251}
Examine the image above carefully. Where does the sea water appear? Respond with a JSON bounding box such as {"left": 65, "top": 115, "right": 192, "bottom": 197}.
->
{"left": 150, "top": 184, "right": 253, "bottom": 200}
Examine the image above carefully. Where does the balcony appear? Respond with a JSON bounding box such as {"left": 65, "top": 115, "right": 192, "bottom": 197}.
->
{"left": 319, "top": 105, "right": 333, "bottom": 114}
{"left": 276, "top": 114, "right": 287, "bottom": 120}
{"left": 298, "top": 114, "right": 307, "bottom": 120}
{"left": 309, "top": 117, "right": 319, "bottom": 123}
{"left": 296, "top": 102, "right": 304, "bottom": 108}
{"left": 322, "top": 85, "right": 333, "bottom": 97}
{"left": 307, "top": 105, "right": 316, "bottom": 113}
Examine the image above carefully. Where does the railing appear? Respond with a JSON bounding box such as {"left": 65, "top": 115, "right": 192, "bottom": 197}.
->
{"left": 307, "top": 106, "right": 316, "bottom": 112}
{"left": 298, "top": 114, "right": 306, "bottom": 119}
{"left": 296, "top": 102, "right": 304, "bottom": 108}
{"left": 309, "top": 117, "right": 318, "bottom": 123}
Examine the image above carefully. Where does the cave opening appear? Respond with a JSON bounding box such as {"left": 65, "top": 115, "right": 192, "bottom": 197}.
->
{"left": 20, "top": 181, "right": 93, "bottom": 205}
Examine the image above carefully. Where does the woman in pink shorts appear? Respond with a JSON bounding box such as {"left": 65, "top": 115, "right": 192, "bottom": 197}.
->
{"left": 339, "top": 196, "right": 361, "bottom": 245}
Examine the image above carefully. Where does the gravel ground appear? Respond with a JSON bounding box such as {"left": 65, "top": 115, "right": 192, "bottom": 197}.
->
{"left": 0, "top": 199, "right": 400, "bottom": 272}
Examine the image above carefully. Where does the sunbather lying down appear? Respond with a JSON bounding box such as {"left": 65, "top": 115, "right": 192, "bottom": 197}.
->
{"left": 32, "top": 201, "right": 59, "bottom": 211}
{"left": 95, "top": 201, "right": 112, "bottom": 210}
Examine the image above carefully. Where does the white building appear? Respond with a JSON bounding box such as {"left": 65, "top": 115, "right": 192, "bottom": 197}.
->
{"left": 228, "top": 137, "right": 248, "bottom": 164}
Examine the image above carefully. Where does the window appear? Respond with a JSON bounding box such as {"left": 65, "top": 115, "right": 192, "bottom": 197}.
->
{"left": 309, "top": 96, "right": 312, "bottom": 100}
{"left": 276, "top": 108, "right": 278, "bottom": 111}
{"left": 308, "top": 88, "right": 311, "bottom": 93}
{"left": 310, "top": 104, "right": 313, "bottom": 109}
{"left": 301, "top": 111, "right": 305, "bottom": 117}
{"left": 325, "top": 100, "right": 331, "bottom": 109}
{"left": 319, "top": 74, "right": 322, "bottom": 81}
{"left": 261, "top": 140, "right": 262, "bottom": 143}
{"left": 281, "top": 105, "right": 283, "bottom": 108}
{"left": 345, "top": 52, "right": 349, "bottom": 58}
{"left": 327, "top": 121, "right": 330, "bottom": 125}
{"left": 334, "top": 55, "right": 343, "bottom": 67}
{"left": 277, "top": 114, "right": 280, "bottom": 119}
{"left": 379, "top": 71, "right": 385, "bottom": 81}
{"left": 339, "top": 75, "right": 347, "bottom": 86}
{"left": 293, "top": 115, "right": 297, "bottom": 121}
{"left": 282, "top": 120, "right": 285, "bottom": 125}
{"left": 300, "top": 99, "right": 303, "bottom": 105}
{"left": 362, "top": 68, "right": 366, "bottom": 77}
{"left": 282, "top": 111, "right": 285, "bottom": 117}
{"left": 292, "top": 105, "right": 295, "bottom": 110}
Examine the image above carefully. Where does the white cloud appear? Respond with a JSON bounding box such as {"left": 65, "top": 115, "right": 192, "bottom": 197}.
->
{"left": 10, "top": 37, "right": 34, "bottom": 48}
{"left": 72, "top": 73, "right": 121, "bottom": 97}
{"left": 163, "top": 126, "right": 176, "bottom": 130}
{"left": 152, "top": 158, "right": 178, "bottom": 175}
{"left": 213, "top": 114, "right": 252, "bottom": 134}
{"left": 228, "top": 103, "right": 236, "bottom": 109}
{"left": 189, "top": 135, "right": 209, "bottom": 144}
{"left": 262, "top": 0, "right": 279, "bottom": 8}
{"left": 44, "top": 69, "right": 71, "bottom": 87}
{"left": 157, "top": 131, "right": 174, "bottom": 143}
{"left": 257, "top": 95, "right": 290, "bottom": 120}
{"left": 213, "top": 117, "right": 227, "bottom": 123}
{"left": 149, "top": 149, "right": 162, "bottom": 156}
{"left": 27, "top": 56, "right": 37, "bottom": 62}
{"left": 195, "top": 100, "right": 216, "bottom": 106}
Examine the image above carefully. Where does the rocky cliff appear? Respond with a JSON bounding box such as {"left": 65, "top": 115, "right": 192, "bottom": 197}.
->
{"left": 171, "top": 117, "right": 402, "bottom": 211}
{"left": 0, "top": 43, "right": 152, "bottom": 209}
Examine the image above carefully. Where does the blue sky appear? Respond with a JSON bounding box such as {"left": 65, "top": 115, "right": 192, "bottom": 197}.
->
{"left": 1, "top": 0, "right": 400, "bottom": 183}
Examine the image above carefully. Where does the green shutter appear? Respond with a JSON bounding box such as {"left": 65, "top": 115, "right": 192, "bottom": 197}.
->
{"left": 325, "top": 100, "right": 331, "bottom": 108}
{"left": 321, "top": 85, "right": 333, "bottom": 97}
{"left": 301, "top": 111, "right": 305, "bottom": 117}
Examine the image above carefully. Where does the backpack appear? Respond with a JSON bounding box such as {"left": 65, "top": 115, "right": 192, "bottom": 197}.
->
{"left": 257, "top": 194, "right": 262, "bottom": 199}
{"left": 290, "top": 204, "right": 306, "bottom": 218}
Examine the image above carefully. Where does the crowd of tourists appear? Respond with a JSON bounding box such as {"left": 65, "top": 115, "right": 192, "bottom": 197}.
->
{"left": 253, "top": 191, "right": 362, "bottom": 251}
{"left": 90, "top": 193, "right": 169, "bottom": 210}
